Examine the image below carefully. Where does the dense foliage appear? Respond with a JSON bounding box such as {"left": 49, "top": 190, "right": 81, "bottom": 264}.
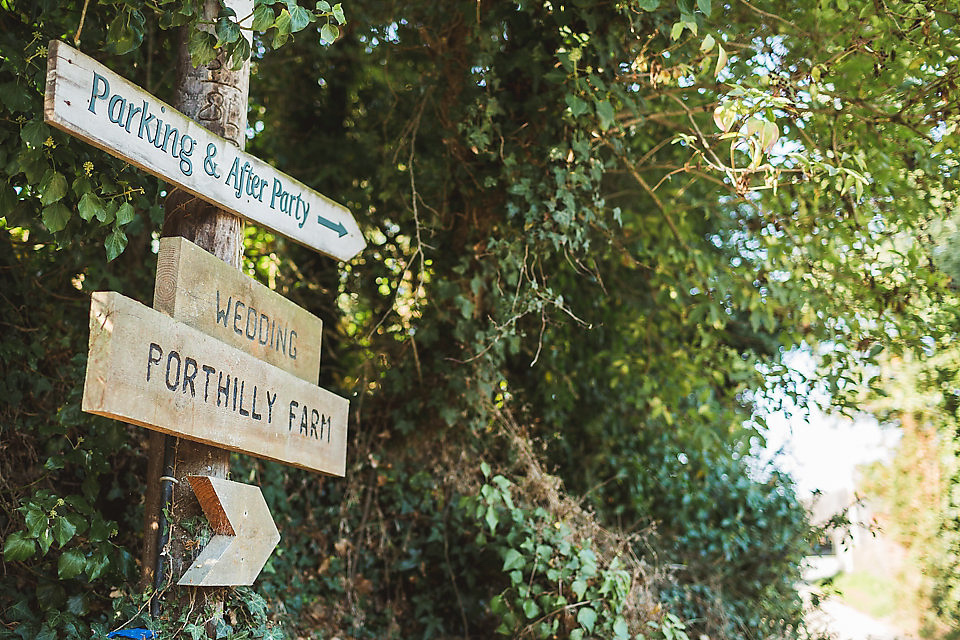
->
{"left": 3, "top": 0, "right": 960, "bottom": 638}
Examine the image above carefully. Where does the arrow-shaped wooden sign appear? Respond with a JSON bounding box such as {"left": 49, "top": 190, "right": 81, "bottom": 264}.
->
{"left": 178, "top": 475, "right": 280, "bottom": 586}
{"left": 44, "top": 41, "right": 365, "bottom": 262}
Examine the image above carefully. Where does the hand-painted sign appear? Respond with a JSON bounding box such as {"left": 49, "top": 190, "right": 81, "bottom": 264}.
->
{"left": 82, "top": 291, "right": 348, "bottom": 476}
{"left": 44, "top": 41, "right": 365, "bottom": 262}
{"left": 155, "top": 237, "right": 323, "bottom": 384}
{"left": 178, "top": 475, "right": 280, "bottom": 586}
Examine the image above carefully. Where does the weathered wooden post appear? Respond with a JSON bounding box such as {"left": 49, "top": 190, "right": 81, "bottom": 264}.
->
{"left": 140, "top": 0, "right": 251, "bottom": 605}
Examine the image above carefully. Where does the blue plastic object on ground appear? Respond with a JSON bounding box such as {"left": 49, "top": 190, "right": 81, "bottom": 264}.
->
{"left": 106, "top": 630, "right": 156, "bottom": 639}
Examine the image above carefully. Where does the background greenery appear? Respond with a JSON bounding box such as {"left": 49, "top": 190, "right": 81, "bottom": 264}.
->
{"left": 2, "top": 0, "right": 960, "bottom": 638}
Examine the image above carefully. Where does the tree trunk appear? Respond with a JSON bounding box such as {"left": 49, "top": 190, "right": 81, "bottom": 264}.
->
{"left": 141, "top": 0, "right": 252, "bottom": 623}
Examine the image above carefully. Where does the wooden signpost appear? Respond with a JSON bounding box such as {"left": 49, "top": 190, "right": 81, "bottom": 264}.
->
{"left": 44, "top": 40, "right": 365, "bottom": 263}
{"left": 82, "top": 290, "right": 349, "bottom": 476}
{"left": 177, "top": 476, "right": 281, "bottom": 587}
{"left": 52, "top": 14, "right": 362, "bottom": 595}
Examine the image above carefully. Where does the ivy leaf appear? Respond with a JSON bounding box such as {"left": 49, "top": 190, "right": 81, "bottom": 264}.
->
{"left": 595, "top": 100, "right": 616, "bottom": 130}
{"left": 289, "top": 4, "right": 312, "bottom": 31}
{"left": 39, "top": 170, "right": 67, "bottom": 205}
{"left": 105, "top": 227, "right": 128, "bottom": 262}
{"left": 636, "top": 0, "right": 659, "bottom": 7}
{"left": 715, "top": 44, "right": 728, "bottom": 77}
{"left": 227, "top": 36, "right": 251, "bottom": 71}
{"left": 332, "top": 3, "right": 346, "bottom": 24}
{"left": 107, "top": 9, "right": 145, "bottom": 55}
{"left": 37, "top": 526, "right": 54, "bottom": 554}
{"left": 700, "top": 33, "right": 715, "bottom": 53}
{"left": 316, "top": 1, "right": 332, "bottom": 11}
{"left": 51, "top": 516, "right": 77, "bottom": 547}
{"left": 670, "top": 21, "right": 685, "bottom": 40}
{"left": 275, "top": 9, "right": 293, "bottom": 35}
{"left": 697, "top": 0, "right": 712, "bottom": 15}
{"left": 252, "top": 4, "right": 276, "bottom": 31}
{"left": 502, "top": 548, "right": 525, "bottom": 571}
{"left": 188, "top": 30, "right": 218, "bottom": 68}
{"left": 576, "top": 606, "right": 597, "bottom": 633}
{"left": 21, "top": 120, "right": 49, "bottom": 148}
{"left": 522, "top": 599, "right": 539, "bottom": 619}
{"left": 24, "top": 507, "right": 47, "bottom": 537}
{"left": 216, "top": 16, "right": 242, "bottom": 46}
{"left": 77, "top": 192, "right": 105, "bottom": 222}
{"left": 58, "top": 549, "right": 86, "bottom": 579}
{"left": 320, "top": 23, "right": 340, "bottom": 44}
{"left": 0, "top": 81, "right": 32, "bottom": 113}
{"left": 115, "top": 201, "right": 135, "bottom": 225}
{"left": 41, "top": 203, "right": 71, "bottom": 232}
{"left": 613, "top": 616, "right": 629, "bottom": 639}
{"left": 565, "top": 94, "right": 588, "bottom": 118}
{"left": 3, "top": 531, "right": 36, "bottom": 561}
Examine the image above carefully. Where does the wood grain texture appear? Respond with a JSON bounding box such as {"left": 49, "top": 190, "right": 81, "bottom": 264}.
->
{"left": 82, "top": 291, "right": 348, "bottom": 476}
{"left": 177, "top": 475, "right": 281, "bottom": 586}
{"left": 155, "top": 236, "right": 323, "bottom": 383}
{"left": 44, "top": 40, "right": 365, "bottom": 262}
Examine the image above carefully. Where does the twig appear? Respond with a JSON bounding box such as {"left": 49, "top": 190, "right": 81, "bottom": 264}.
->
{"left": 74, "top": 0, "right": 92, "bottom": 47}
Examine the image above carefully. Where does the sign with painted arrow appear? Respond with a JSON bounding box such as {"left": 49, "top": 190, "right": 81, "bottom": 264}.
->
{"left": 178, "top": 475, "right": 281, "bottom": 586}
{"left": 44, "top": 40, "right": 365, "bottom": 262}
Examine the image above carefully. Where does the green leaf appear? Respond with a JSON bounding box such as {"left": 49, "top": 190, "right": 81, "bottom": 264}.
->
{"left": 613, "top": 616, "right": 629, "bottom": 639}
{"left": 39, "top": 170, "right": 67, "bottom": 205}
{"left": 275, "top": 9, "right": 293, "bottom": 35}
{"left": 577, "top": 606, "right": 597, "bottom": 633}
{"left": 320, "top": 22, "right": 340, "bottom": 44}
{"left": 484, "top": 504, "right": 498, "bottom": 532}
{"left": 58, "top": 549, "right": 86, "bottom": 579}
{"left": 316, "top": 1, "right": 332, "bottom": 11}
{"left": 21, "top": 120, "right": 50, "bottom": 148}
{"left": 332, "top": 3, "right": 346, "bottom": 24}
{"left": 289, "top": 5, "right": 312, "bottom": 31}
{"left": 595, "top": 100, "right": 615, "bottom": 130}
{"left": 697, "top": 0, "right": 712, "bottom": 15}
{"left": 25, "top": 508, "right": 47, "bottom": 537}
{"left": 502, "top": 548, "right": 525, "bottom": 571}
{"left": 105, "top": 227, "right": 128, "bottom": 261}
{"left": 51, "top": 516, "right": 77, "bottom": 547}
{"left": 670, "top": 21, "right": 685, "bottom": 40}
{"left": 67, "top": 593, "right": 88, "bottom": 616}
{"left": 37, "top": 526, "right": 54, "bottom": 554}
{"left": 78, "top": 192, "right": 105, "bottom": 222}
{"left": 522, "top": 599, "right": 539, "bottom": 619}
{"left": 715, "top": 44, "right": 728, "bottom": 77}
{"left": 252, "top": 4, "right": 276, "bottom": 31}
{"left": 565, "top": 94, "right": 588, "bottom": 118}
{"left": 107, "top": 10, "right": 145, "bottom": 55}
{"left": 41, "top": 203, "right": 71, "bottom": 232}
{"left": 227, "top": 36, "right": 252, "bottom": 71}
{"left": 188, "top": 30, "right": 218, "bottom": 68}
{"left": 700, "top": 33, "right": 715, "bottom": 53}
{"left": 636, "top": 0, "right": 659, "bottom": 9}
{"left": 216, "top": 16, "right": 242, "bottom": 46}
{"left": 3, "top": 531, "right": 36, "bottom": 561}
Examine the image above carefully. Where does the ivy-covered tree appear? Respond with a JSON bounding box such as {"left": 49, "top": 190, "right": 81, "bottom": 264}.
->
{"left": 2, "top": 1, "right": 959, "bottom": 638}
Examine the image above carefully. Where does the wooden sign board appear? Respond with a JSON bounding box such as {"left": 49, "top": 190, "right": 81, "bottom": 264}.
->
{"left": 178, "top": 476, "right": 280, "bottom": 586}
{"left": 82, "top": 291, "right": 348, "bottom": 476}
{"left": 155, "top": 236, "right": 322, "bottom": 384}
{"left": 44, "top": 41, "right": 365, "bottom": 262}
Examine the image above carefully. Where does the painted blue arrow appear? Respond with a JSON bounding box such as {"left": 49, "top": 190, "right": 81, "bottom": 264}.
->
{"left": 318, "top": 215, "right": 347, "bottom": 237}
